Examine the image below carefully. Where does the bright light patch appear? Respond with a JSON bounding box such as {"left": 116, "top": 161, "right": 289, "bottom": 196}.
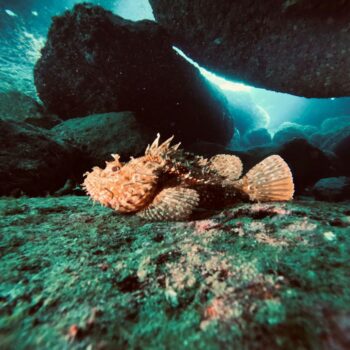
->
{"left": 173, "top": 46, "right": 252, "bottom": 92}
{"left": 22, "top": 31, "right": 46, "bottom": 61}
{"left": 113, "top": 0, "right": 155, "bottom": 21}
{"left": 5, "top": 9, "right": 18, "bottom": 17}
{"left": 0, "top": 28, "right": 45, "bottom": 98}
{"left": 32, "top": 11, "right": 39, "bottom": 16}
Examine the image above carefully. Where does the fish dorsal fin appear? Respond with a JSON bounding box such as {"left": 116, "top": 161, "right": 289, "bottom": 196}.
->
{"left": 208, "top": 154, "right": 243, "bottom": 181}
{"left": 137, "top": 186, "right": 200, "bottom": 221}
{"left": 145, "top": 133, "right": 178, "bottom": 156}
{"left": 240, "top": 155, "right": 294, "bottom": 202}
{"left": 146, "top": 133, "right": 161, "bottom": 154}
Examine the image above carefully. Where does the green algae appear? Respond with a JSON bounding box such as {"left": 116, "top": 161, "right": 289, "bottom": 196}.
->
{"left": 0, "top": 196, "right": 349, "bottom": 349}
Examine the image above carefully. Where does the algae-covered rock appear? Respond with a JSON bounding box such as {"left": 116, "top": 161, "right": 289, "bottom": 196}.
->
{"left": 51, "top": 111, "right": 154, "bottom": 165}
{"left": 0, "top": 196, "right": 349, "bottom": 349}
{"left": 0, "top": 120, "right": 82, "bottom": 196}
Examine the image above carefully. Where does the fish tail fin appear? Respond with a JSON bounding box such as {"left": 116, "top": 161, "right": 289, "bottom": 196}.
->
{"left": 239, "top": 155, "right": 294, "bottom": 202}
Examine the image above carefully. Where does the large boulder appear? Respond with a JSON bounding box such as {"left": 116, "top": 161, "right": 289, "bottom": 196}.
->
{"left": 278, "top": 138, "right": 335, "bottom": 193}
{"left": 51, "top": 112, "right": 154, "bottom": 166}
{"left": 34, "top": 4, "right": 233, "bottom": 146}
{"left": 273, "top": 122, "right": 316, "bottom": 145}
{"left": 0, "top": 120, "right": 83, "bottom": 196}
{"left": 150, "top": 0, "right": 350, "bottom": 97}
{"left": 0, "top": 91, "right": 61, "bottom": 129}
{"left": 273, "top": 124, "right": 305, "bottom": 145}
{"left": 312, "top": 177, "right": 350, "bottom": 201}
{"left": 244, "top": 128, "right": 272, "bottom": 148}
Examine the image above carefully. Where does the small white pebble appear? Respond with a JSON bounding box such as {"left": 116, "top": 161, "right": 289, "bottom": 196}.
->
{"left": 165, "top": 288, "right": 179, "bottom": 307}
{"left": 323, "top": 231, "right": 336, "bottom": 241}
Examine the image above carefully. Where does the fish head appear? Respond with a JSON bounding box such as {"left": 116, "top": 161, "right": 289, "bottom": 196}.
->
{"left": 82, "top": 134, "right": 182, "bottom": 213}
{"left": 82, "top": 153, "right": 165, "bottom": 213}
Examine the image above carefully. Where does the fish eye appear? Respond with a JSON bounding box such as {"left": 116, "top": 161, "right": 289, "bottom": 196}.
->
{"left": 112, "top": 166, "right": 120, "bottom": 171}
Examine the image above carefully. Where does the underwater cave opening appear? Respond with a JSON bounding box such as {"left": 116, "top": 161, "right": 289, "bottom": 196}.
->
{"left": 173, "top": 46, "right": 350, "bottom": 137}
{"left": 1, "top": 0, "right": 350, "bottom": 149}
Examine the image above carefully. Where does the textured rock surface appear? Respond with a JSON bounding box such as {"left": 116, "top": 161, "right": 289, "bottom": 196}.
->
{"left": 0, "top": 120, "right": 82, "bottom": 196}
{"left": 34, "top": 4, "right": 233, "bottom": 145}
{"left": 0, "top": 91, "right": 61, "bottom": 129}
{"left": 150, "top": 0, "right": 350, "bottom": 97}
{"left": 312, "top": 177, "right": 350, "bottom": 201}
{"left": 51, "top": 112, "right": 154, "bottom": 166}
{"left": 1, "top": 196, "right": 350, "bottom": 349}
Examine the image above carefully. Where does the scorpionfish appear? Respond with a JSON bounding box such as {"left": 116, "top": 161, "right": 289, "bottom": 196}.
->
{"left": 82, "top": 134, "right": 294, "bottom": 221}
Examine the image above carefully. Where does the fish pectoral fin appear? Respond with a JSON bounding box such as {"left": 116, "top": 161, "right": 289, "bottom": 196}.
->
{"left": 208, "top": 154, "right": 243, "bottom": 181}
{"left": 240, "top": 155, "right": 294, "bottom": 202}
{"left": 137, "top": 186, "right": 200, "bottom": 221}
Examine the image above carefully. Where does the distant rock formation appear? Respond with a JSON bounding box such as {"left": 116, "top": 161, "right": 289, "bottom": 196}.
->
{"left": 35, "top": 4, "right": 233, "bottom": 146}
{"left": 0, "top": 91, "right": 61, "bottom": 129}
{"left": 150, "top": 0, "right": 350, "bottom": 97}
{"left": 244, "top": 128, "right": 272, "bottom": 148}
{"left": 312, "top": 177, "right": 350, "bottom": 201}
{"left": 272, "top": 122, "right": 316, "bottom": 145}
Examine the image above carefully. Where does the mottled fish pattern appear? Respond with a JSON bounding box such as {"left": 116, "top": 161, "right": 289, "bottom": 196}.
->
{"left": 83, "top": 134, "right": 294, "bottom": 221}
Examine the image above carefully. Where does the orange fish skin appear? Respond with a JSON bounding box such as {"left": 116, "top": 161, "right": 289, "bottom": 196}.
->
{"left": 82, "top": 134, "right": 294, "bottom": 220}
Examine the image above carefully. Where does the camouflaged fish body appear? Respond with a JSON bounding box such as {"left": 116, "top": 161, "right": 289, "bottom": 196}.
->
{"left": 83, "top": 134, "right": 294, "bottom": 221}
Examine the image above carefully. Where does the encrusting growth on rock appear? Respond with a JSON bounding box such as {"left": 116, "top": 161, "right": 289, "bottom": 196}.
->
{"left": 83, "top": 134, "right": 294, "bottom": 221}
